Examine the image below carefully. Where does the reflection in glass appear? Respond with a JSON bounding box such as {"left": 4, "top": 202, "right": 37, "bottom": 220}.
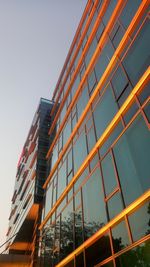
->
{"left": 82, "top": 167, "right": 107, "bottom": 240}
{"left": 111, "top": 220, "right": 130, "bottom": 253}
{"left": 107, "top": 192, "right": 123, "bottom": 220}
{"left": 93, "top": 85, "right": 118, "bottom": 140}
{"left": 128, "top": 201, "right": 150, "bottom": 242}
{"left": 60, "top": 200, "right": 74, "bottom": 261}
{"left": 101, "top": 152, "right": 117, "bottom": 196}
{"left": 113, "top": 115, "right": 150, "bottom": 207}
{"left": 85, "top": 233, "right": 112, "bottom": 267}
{"left": 115, "top": 239, "right": 150, "bottom": 267}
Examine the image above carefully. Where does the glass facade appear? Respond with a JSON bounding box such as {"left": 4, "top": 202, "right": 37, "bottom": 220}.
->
{"left": 40, "top": 1, "right": 150, "bottom": 266}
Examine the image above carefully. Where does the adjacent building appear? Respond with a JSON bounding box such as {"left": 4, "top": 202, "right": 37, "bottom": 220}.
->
{"left": 5, "top": 0, "right": 150, "bottom": 267}
{"left": 6, "top": 98, "right": 54, "bottom": 265}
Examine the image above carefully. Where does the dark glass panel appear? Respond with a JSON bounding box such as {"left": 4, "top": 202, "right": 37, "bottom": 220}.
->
{"left": 113, "top": 115, "right": 150, "bottom": 206}
{"left": 138, "top": 83, "right": 150, "bottom": 104}
{"left": 76, "top": 252, "right": 84, "bottom": 267}
{"left": 63, "top": 117, "right": 71, "bottom": 147}
{"left": 45, "top": 183, "right": 52, "bottom": 217}
{"left": 82, "top": 167, "right": 107, "bottom": 240}
{"left": 107, "top": 192, "right": 123, "bottom": 220}
{"left": 123, "top": 19, "right": 150, "bottom": 85}
{"left": 85, "top": 233, "right": 112, "bottom": 267}
{"left": 95, "top": 50, "right": 109, "bottom": 83}
{"left": 111, "top": 24, "right": 124, "bottom": 49}
{"left": 85, "top": 37, "right": 97, "bottom": 66}
{"left": 99, "top": 121, "right": 123, "bottom": 157}
{"left": 86, "top": 126, "right": 96, "bottom": 153}
{"left": 119, "top": 0, "right": 141, "bottom": 29}
{"left": 65, "top": 260, "right": 74, "bottom": 267}
{"left": 123, "top": 102, "right": 138, "bottom": 125}
{"left": 60, "top": 200, "right": 74, "bottom": 260}
{"left": 101, "top": 261, "right": 114, "bottom": 267}
{"left": 103, "top": 0, "right": 117, "bottom": 26}
{"left": 96, "top": 22, "right": 104, "bottom": 41}
{"left": 111, "top": 220, "right": 130, "bottom": 253}
{"left": 57, "top": 161, "right": 67, "bottom": 199}
{"left": 93, "top": 85, "right": 118, "bottom": 140}
{"left": 89, "top": 152, "right": 99, "bottom": 170}
{"left": 115, "top": 239, "right": 150, "bottom": 267}
{"left": 73, "top": 130, "right": 88, "bottom": 174}
{"left": 101, "top": 152, "right": 118, "bottom": 196}
{"left": 77, "top": 84, "right": 89, "bottom": 120}
{"left": 111, "top": 65, "right": 129, "bottom": 99}
{"left": 75, "top": 208, "right": 84, "bottom": 248}
{"left": 144, "top": 103, "right": 150, "bottom": 123}
{"left": 74, "top": 166, "right": 89, "bottom": 192}
{"left": 87, "top": 69, "right": 97, "bottom": 95}
{"left": 128, "top": 201, "right": 150, "bottom": 242}
{"left": 117, "top": 84, "right": 132, "bottom": 107}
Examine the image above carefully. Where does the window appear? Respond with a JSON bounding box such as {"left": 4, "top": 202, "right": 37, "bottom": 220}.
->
{"left": 123, "top": 19, "right": 150, "bottom": 85}
{"left": 111, "top": 220, "right": 130, "bottom": 252}
{"left": 82, "top": 167, "right": 107, "bottom": 239}
{"left": 113, "top": 115, "right": 150, "bottom": 206}
{"left": 93, "top": 85, "right": 118, "bottom": 140}
{"left": 101, "top": 152, "right": 118, "bottom": 196}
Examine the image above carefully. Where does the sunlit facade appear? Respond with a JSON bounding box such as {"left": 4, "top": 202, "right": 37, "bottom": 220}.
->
{"left": 6, "top": 98, "right": 54, "bottom": 265}
{"left": 39, "top": 1, "right": 150, "bottom": 267}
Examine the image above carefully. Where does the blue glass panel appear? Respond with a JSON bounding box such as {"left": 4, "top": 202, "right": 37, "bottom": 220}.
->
{"left": 113, "top": 115, "right": 150, "bottom": 206}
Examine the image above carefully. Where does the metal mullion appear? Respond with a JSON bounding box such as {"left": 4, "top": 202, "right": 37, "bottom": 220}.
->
{"left": 135, "top": 94, "right": 150, "bottom": 130}
{"left": 124, "top": 214, "right": 133, "bottom": 245}
{"left": 111, "top": 148, "right": 125, "bottom": 209}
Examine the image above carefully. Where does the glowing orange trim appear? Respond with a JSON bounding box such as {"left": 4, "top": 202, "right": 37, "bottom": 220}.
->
{"left": 39, "top": 67, "right": 150, "bottom": 230}
{"left": 55, "top": 190, "right": 150, "bottom": 267}
{"left": 51, "top": 0, "right": 105, "bottom": 115}
{"left": 48, "top": 0, "right": 120, "bottom": 137}
{"left": 44, "top": 0, "right": 148, "bottom": 190}
{"left": 52, "top": 0, "right": 93, "bottom": 102}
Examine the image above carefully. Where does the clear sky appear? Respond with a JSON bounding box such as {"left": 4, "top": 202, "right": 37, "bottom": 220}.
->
{"left": 0, "top": 0, "right": 86, "bottom": 251}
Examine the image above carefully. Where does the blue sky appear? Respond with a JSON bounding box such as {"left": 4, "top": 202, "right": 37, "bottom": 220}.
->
{"left": 0, "top": 0, "right": 86, "bottom": 250}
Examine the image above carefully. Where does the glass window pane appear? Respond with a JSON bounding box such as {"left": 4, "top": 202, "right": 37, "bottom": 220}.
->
{"left": 82, "top": 167, "right": 107, "bottom": 239}
{"left": 85, "top": 233, "right": 112, "bottom": 267}
{"left": 73, "top": 130, "right": 87, "bottom": 174}
{"left": 111, "top": 66, "right": 129, "bottom": 99}
{"left": 60, "top": 200, "right": 74, "bottom": 260}
{"left": 119, "top": 0, "right": 141, "bottom": 29}
{"left": 113, "top": 115, "right": 150, "bottom": 206}
{"left": 111, "top": 220, "right": 130, "bottom": 253}
{"left": 123, "top": 19, "right": 150, "bottom": 85}
{"left": 115, "top": 239, "right": 150, "bottom": 267}
{"left": 93, "top": 85, "right": 118, "bottom": 140}
{"left": 107, "top": 192, "right": 123, "bottom": 220}
{"left": 57, "top": 161, "right": 67, "bottom": 199}
{"left": 101, "top": 152, "right": 118, "bottom": 196}
{"left": 45, "top": 183, "right": 52, "bottom": 217}
{"left": 128, "top": 201, "right": 150, "bottom": 242}
{"left": 76, "top": 252, "right": 84, "bottom": 267}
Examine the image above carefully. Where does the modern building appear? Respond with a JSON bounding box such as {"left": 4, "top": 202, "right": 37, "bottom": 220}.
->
{"left": 5, "top": 98, "right": 54, "bottom": 265}
{"left": 39, "top": 0, "right": 150, "bottom": 267}
{"left": 4, "top": 0, "right": 150, "bottom": 267}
